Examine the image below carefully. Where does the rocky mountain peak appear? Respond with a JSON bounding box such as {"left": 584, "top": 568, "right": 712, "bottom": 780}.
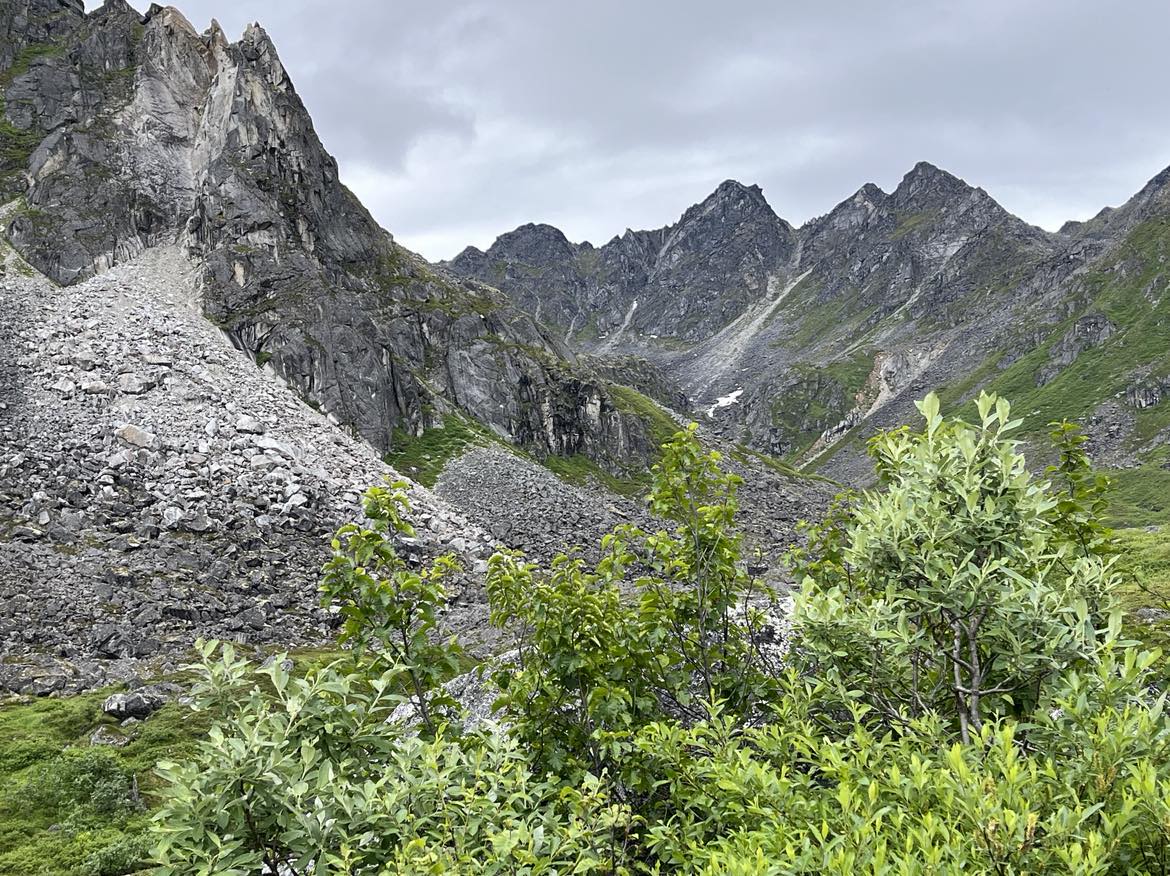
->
{"left": 91, "top": 0, "right": 140, "bottom": 24}
{"left": 892, "top": 160, "right": 978, "bottom": 207}
{"left": 490, "top": 222, "right": 576, "bottom": 263}
{"left": 668, "top": 178, "right": 794, "bottom": 253}
{"left": 2, "top": 0, "right": 663, "bottom": 479}
{"left": 686, "top": 179, "right": 782, "bottom": 224}
{"left": 710, "top": 178, "right": 765, "bottom": 201}
{"left": 811, "top": 182, "right": 889, "bottom": 233}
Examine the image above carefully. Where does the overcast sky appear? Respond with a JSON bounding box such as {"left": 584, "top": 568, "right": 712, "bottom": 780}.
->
{"left": 91, "top": 1, "right": 1170, "bottom": 260}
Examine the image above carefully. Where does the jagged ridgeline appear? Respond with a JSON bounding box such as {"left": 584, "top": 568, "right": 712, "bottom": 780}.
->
{"left": 0, "top": 0, "right": 666, "bottom": 473}
{"left": 449, "top": 159, "right": 1170, "bottom": 509}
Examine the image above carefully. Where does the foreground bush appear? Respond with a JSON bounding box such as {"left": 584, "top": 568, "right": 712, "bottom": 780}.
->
{"left": 152, "top": 394, "right": 1170, "bottom": 874}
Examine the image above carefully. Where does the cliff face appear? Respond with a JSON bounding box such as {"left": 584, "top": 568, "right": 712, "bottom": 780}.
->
{"left": 0, "top": 0, "right": 657, "bottom": 469}
{"left": 448, "top": 180, "right": 797, "bottom": 346}
{"left": 450, "top": 159, "right": 1170, "bottom": 487}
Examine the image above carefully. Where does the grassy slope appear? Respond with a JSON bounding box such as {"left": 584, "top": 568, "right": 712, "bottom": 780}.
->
{"left": 0, "top": 692, "right": 206, "bottom": 876}
{"left": 978, "top": 217, "right": 1169, "bottom": 432}
{"left": 1114, "top": 526, "right": 1170, "bottom": 653}
{"left": 383, "top": 414, "right": 505, "bottom": 487}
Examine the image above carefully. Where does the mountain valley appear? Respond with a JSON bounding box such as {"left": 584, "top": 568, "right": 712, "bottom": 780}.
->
{"left": 2, "top": 0, "right": 1169, "bottom": 687}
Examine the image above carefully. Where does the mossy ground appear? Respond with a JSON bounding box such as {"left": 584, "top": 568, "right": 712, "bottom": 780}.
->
{"left": 0, "top": 646, "right": 342, "bottom": 876}
{"left": 1114, "top": 526, "right": 1170, "bottom": 655}
{"left": 384, "top": 414, "right": 505, "bottom": 487}
{"left": 0, "top": 691, "right": 204, "bottom": 876}
{"left": 542, "top": 453, "right": 650, "bottom": 499}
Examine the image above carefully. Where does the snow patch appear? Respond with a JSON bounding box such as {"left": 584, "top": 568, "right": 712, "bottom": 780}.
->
{"left": 706, "top": 388, "right": 744, "bottom": 418}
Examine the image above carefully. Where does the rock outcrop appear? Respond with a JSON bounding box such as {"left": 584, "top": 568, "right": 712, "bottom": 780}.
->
{"left": 0, "top": 0, "right": 659, "bottom": 476}
{"left": 448, "top": 180, "right": 797, "bottom": 346}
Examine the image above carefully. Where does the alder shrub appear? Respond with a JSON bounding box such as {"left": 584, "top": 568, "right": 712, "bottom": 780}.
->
{"left": 152, "top": 394, "right": 1170, "bottom": 875}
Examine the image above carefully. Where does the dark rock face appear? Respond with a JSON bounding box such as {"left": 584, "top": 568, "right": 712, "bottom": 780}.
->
{"left": 450, "top": 160, "right": 1170, "bottom": 484}
{"left": 0, "top": 0, "right": 657, "bottom": 472}
{"left": 448, "top": 180, "right": 797, "bottom": 346}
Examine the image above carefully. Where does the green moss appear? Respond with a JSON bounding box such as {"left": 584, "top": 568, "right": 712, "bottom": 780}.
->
{"left": 1114, "top": 526, "right": 1170, "bottom": 653}
{"left": 0, "top": 42, "right": 66, "bottom": 89}
{"left": 821, "top": 351, "right": 875, "bottom": 397}
{"left": 890, "top": 210, "right": 939, "bottom": 241}
{"left": 0, "top": 100, "right": 41, "bottom": 190}
{"left": 607, "top": 383, "right": 680, "bottom": 449}
{"left": 0, "top": 645, "right": 350, "bottom": 875}
{"left": 730, "top": 444, "right": 837, "bottom": 485}
{"left": 255, "top": 351, "right": 273, "bottom": 368}
{"left": 783, "top": 292, "right": 877, "bottom": 350}
{"left": 0, "top": 689, "right": 201, "bottom": 876}
{"left": 383, "top": 414, "right": 503, "bottom": 487}
{"left": 542, "top": 453, "right": 648, "bottom": 499}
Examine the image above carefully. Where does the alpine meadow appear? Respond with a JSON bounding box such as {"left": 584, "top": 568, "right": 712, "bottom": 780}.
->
{"left": 2, "top": 1, "right": 1170, "bottom": 874}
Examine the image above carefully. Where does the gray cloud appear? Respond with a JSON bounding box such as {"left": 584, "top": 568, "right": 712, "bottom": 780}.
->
{"left": 91, "top": 0, "right": 1170, "bottom": 259}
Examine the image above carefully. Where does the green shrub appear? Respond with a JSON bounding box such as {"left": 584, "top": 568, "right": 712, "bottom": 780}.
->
{"left": 150, "top": 396, "right": 1170, "bottom": 874}
{"left": 20, "top": 749, "right": 140, "bottom": 828}
{"left": 81, "top": 832, "right": 152, "bottom": 876}
{"left": 791, "top": 393, "right": 1118, "bottom": 740}
{"left": 489, "top": 423, "right": 778, "bottom": 790}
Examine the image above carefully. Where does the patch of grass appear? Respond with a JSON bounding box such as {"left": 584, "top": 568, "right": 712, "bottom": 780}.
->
{"left": 1114, "top": 526, "right": 1170, "bottom": 654}
{"left": 1105, "top": 452, "right": 1170, "bottom": 529}
{"left": 0, "top": 644, "right": 350, "bottom": 876}
{"left": 0, "top": 42, "right": 66, "bottom": 88}
{"left": 542, "top": 453, "right": 648, "bottom": 499}
{"left": 730, "top": 444, "right": 837, "bottom": 485}
{"left": 573, "top": 313, "right": 600, "bottom": 344}
{"left": 890, "top": 209, "right": 938, "bottom": 241}
{"left": 768, "top": 353, "right": 873, "bottom": 460}
{"left": 0, "top": 689, "right": 203, "bottom": 876}
{"left": 383, "top": 414, "right": 501, "bottom": 487}
{"left": 607, "top": 383, "right": 681, "bottom": 448}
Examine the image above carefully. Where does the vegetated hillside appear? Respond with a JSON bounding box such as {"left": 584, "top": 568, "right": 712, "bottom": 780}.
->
{"left": 450, "top": 160, "right": 1170, "bottom": 520}
{"left": 0, "top": 0, "right": 674, "bottom": 481}
{"left": 0, "top": 0, "right": 835, "bottom": 700}
{"left": 7, "top": 397, "right": 1168, "bottom": 875}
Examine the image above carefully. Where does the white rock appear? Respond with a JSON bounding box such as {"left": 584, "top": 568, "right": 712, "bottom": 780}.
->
{"left": 115, "top": 423, "right": 157, "bottom": 448}
{"left": 118, "top": 373, "right": 150, "bottom": 394}
{"left": 235, "top": 414, "right": 264, "bottom": 434}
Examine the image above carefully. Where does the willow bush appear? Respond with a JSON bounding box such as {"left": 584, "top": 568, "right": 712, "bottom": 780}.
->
{"left": 152, "top": 394, "right": 1170, "bottom": 875}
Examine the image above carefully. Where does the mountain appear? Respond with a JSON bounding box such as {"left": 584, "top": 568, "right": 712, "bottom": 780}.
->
{"left": 0, "top": 1, "right": 834, "bottom": 693}
{"left": 449, "top": 179, "right": 798, "bottom": 347}
{"left": 0, "top": 0, "right": 664, "bottom": 475}
{"left": 449, "top": 160, "right": 1170, "bottom": 518}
